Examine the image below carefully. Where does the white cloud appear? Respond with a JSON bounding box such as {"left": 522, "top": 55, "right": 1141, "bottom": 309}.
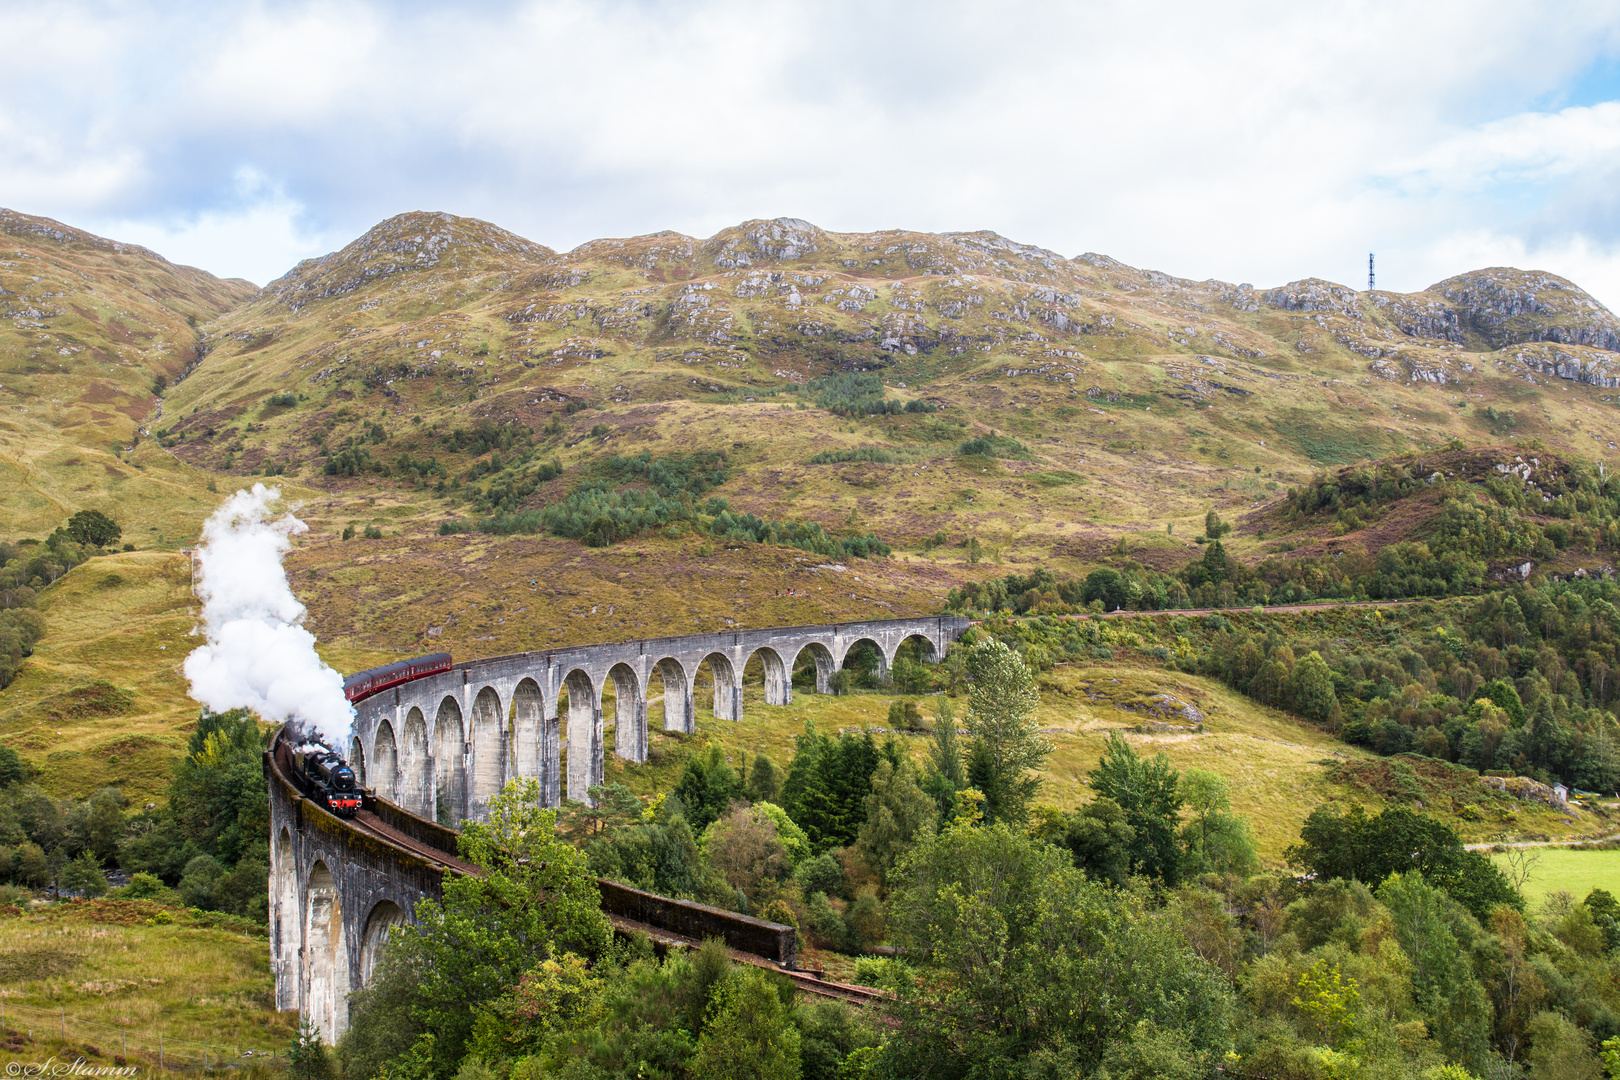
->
{"left": 85, "top": 170, "right": 333, "bottom": 285}
{"left": 1393, "top": 102, "right": 1620, "bottom": 193}
{"left": 5, "top": 0, "right": 1620, "bottom": 307}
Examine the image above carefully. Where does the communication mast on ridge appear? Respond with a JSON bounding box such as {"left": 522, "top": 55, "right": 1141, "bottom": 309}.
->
{"left": 1368, "top": 253, "right": 1376, "bottom": 291}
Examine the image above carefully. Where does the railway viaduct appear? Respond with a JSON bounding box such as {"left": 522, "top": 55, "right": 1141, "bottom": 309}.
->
{"left": 267, "top": 615, "right": 969, "bottom": 1040}
{"left": 344, "top": 615, "right": 968, "bottom": 823}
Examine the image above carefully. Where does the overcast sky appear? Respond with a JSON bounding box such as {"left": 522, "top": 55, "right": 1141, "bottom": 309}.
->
{"left": 7, "top": 1, "right": 1620, "bottom": 306}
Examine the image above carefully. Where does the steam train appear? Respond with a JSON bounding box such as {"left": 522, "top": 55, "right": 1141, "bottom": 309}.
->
{"left": 289, "top": 740, "right": 365, "bottom": 818}
{"left": 343, "top": 651, "right": 453, "bottom": 704}
{"left": 288, "top": 654, "right": 455, "bottom": 817}
{"left": 289, "top": 653, "right": 455, "bottom": 817}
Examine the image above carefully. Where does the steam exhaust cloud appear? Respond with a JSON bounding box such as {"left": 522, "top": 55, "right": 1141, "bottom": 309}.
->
{"left": 184, "top": 484, "right": 354, "bottom": 748}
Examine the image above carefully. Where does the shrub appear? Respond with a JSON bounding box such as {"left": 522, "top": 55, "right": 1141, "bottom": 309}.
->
{"left": 886, "top": 700, "right": 926, "bottom": 731}
{"left": 796, "top": 852, "right": 846, "bottom": 899}
{"left": 957, "top": 435, "right": 1028, "bottom": 458}
{"left": 796, "top": 372, "right": 932, "bottom": 417}
{"left": 442, "top": 419, "right": 530, "bottom": 456}
{"left": 808, "top": 446, "right": 909, "bottom": 465}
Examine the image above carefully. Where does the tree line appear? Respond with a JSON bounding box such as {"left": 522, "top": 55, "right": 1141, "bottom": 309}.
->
{"left": 0, "top": 709, "right": 269, "bottom": 920}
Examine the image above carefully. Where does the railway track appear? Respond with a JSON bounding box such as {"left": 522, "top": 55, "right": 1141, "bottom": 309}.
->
{"left": 349, "top": 808, "right": 483, "bottom": 875}
{"left": 781, "top": 968, "right": 889, "bottom": 1007}
{"left": 604, "top": 912, "right": 886, "bottom": 1006}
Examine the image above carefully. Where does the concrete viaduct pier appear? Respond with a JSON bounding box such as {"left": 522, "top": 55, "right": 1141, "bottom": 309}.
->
{"left": 268, "top": 615, "right": 969, "bottom": 1040}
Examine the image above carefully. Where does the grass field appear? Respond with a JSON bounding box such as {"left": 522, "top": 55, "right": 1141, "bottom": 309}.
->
{"left": 1494, "top": 847, "right": 1620, "bottom": 908}
{"left": 0, "top": 899, "right": 292, "bottom": 1070}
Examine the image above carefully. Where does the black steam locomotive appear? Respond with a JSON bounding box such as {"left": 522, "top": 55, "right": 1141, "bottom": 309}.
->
{"left": 289, "top": 740, "right": 365, "bottom": 818}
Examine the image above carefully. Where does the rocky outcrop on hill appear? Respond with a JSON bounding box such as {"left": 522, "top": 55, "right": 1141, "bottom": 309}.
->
{"left": 1261, "top": 279, "right": 1363, "bottom": 318}
{"left": 1431, "top": 268, "right": 1620, "bottom": 353}
{"left": 567, "top": 231, "right": 698, "bottom": 276}
{"left": 1367, "top": 292, "right": 1465, "bottom": 343}
{"left": 1501, "top": 343, "right": 1620, "bottom": 388}
{"left": 1, "top": 208, "right": 167, "bottom": 262}
{"left": 703, "top": 218, "right": 825, "bottom": 267}
{"left": 240, "top": 212, "right": 1620, "bottom": 389}
{"left": 265, "top": 211, "right": 554, "bottom": 313}
{"left": 1254, "top": 268, "right": 1620, "bottom": 372}
{"left": 1478, "top": 773, "right": 1568, "bottom": 809}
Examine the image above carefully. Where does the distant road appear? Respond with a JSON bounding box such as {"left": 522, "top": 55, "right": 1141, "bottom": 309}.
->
{"left": 965, "top": 599, "right": 1425, "bottom": 623}
{"left": 1091, "top": 599, "right": 1422, "bottom": 619}
{"left": 1465, "top": 831, "right": 1620, "bottom": 851}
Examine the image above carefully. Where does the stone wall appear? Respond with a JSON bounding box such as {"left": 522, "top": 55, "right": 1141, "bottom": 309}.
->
{"left": 597, "top": 879, "right": 797, "bottom": 964}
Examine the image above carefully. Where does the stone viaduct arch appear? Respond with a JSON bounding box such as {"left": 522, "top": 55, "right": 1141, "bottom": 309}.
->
{"left": 270, "top": 727, "right": 819, "bottom": 1046}
{"left": 267, "top": 738, "right": 468, "bottom": 1045}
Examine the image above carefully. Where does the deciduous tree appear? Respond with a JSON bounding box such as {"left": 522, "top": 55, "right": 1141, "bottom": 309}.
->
{"left": 1178, "top": 768, "right": 1258, "bottom": 878}
{"left": 1088, "top": 733, "right": 1183, "bottom": 883}
{"left": 962, "top": 638, "right": 1048, "bottom": 823}
{"left": 409, "top": 779, "right": 610, "bottom": 1075}
{"left": 66, "top": 509, "right": 120, "bottom": 547}
{"left": 882, "top": 823, "right": 1233, "bottom": 1077}
{"left": 855, "top": 760, "right": 935, "bottom": 887}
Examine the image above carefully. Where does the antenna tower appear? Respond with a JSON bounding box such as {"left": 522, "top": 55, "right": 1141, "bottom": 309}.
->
{"left": 1368, "top": 253, "right": 1375, "bottom": 291}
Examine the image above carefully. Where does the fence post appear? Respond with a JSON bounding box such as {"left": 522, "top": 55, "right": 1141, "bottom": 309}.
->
{"left": 158, "top": 1032, "right": 163, "bottom": 1070}
{"left": 61, "top": 1007, "right": 66, "bottom": 1040}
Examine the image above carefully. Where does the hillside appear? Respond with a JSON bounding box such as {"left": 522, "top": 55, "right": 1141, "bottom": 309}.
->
{"left": 0, "top": 209, "right": 257, "bottom": 540}
{"left": 138, "top": 210, "right": 1620, "bottom": 655}
{"left": 6, "top": 208, "right": 1620, "bottom": 851}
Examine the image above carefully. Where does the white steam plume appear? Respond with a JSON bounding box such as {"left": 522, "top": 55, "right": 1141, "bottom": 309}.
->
{"left": 184, "top": 484, "right": 354, "bottom": 747}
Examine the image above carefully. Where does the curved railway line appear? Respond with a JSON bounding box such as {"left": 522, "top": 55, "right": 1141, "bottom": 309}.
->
{"left": 272, "top": 730, "right": 886, "bottom": 1011}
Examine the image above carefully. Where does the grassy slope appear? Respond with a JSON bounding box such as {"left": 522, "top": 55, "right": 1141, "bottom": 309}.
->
{"left": 0, "top": 550, "right": 196, "bottom": 806}
{"left": 610, "top": 665, "right": 1360, "bottom": 865}
{"left": 0, "top": 209, "right": 256, "bottom": 539}
{"left": 0, "top": 900, "right": 291, "bottom": 1066}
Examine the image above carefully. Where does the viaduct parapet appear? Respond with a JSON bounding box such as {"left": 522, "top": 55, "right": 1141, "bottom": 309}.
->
{"left": 267, "top": 615, "right": 970, "bottom": 1041}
